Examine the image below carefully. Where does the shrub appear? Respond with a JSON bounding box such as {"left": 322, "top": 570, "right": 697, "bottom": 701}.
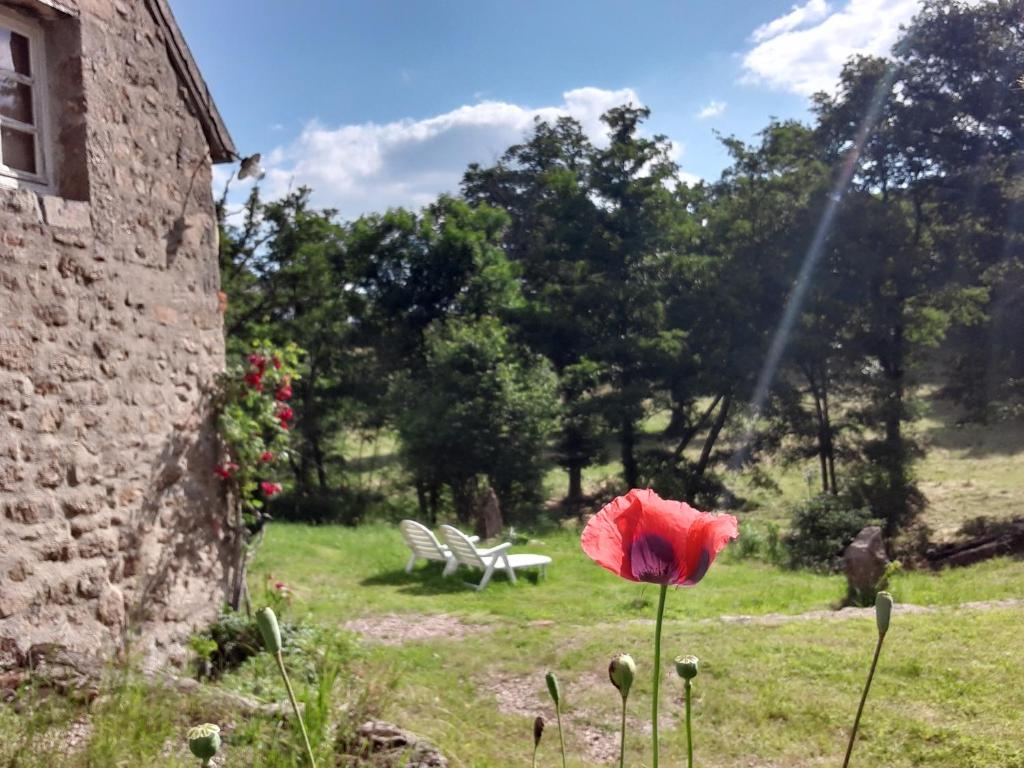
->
{"left": 785, "top": 494, "right": 877, "bottom": 571}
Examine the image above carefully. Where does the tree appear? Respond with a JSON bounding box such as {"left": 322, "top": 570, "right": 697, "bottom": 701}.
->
{"left": 218, "top": 187, "right": 366, "bottom": 492}
{"left": 464, "top": 117, "right": 609, "bottom": 504}
{"left": 586, "top": 105, "right": 686, "bottom": 488}
{"left": 393, "top": 317, "right": 558, "bottom": 528}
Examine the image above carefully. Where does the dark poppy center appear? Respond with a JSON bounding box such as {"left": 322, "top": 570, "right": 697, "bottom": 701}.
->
{"left": 630, "top": 533, "right": 680, "bottom": 584}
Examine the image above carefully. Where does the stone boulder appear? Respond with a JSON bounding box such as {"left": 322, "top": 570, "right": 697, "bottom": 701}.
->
{"left": 843, "top": 526, "right": 889, "bottom": 603}
{"left": 346, "top": 720, "right": 448, "bottom": 767}
{"left": 475, "top": 487, "right": 503, "bottom": 540}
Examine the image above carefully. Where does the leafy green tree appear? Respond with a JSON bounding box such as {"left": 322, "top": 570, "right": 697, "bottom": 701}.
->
{"left": 393, "top": 317, "right": 558, "bottom": 527}
{"left": 218, "top": 187, "right": 365, "bottom": 491}
{"left": 464, "top": 117, "right": 608, "bottom": 504}
{"left": 348, "top": 196, "right": 530, "bottom": 515}
{"left": 586, "top": 106, "right": 686, "bottom": 488}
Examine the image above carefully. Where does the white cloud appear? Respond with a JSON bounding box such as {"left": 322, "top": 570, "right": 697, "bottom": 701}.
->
{"left": 696, "top": 100, "right": 727, "bottom": 120}
{"left": 249, "top": 87, "right": 697, "bottom": 218}
{"left": 751, "top": 0, "right": 830, "bottom": 43}
{"left": 742, "top": 0, "right": 919, "bottom": 96}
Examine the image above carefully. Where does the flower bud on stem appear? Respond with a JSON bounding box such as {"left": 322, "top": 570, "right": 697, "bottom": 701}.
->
{"left": 609, "top": 654, "right": 636, "bottom": 768}
{"left": 842, "top": 592, "right": 894, "bottom": 768}
{"left": 545, "top": 672, "right": 567, "bottom": 768}
{"left": 532, "top": 716, "right": 544, "bottom": 768}
{"left": 674, "top": 656, "right": 699, "bottom": 768}
{"left": 258, "top": 607, "right": 316, "bottom": 767}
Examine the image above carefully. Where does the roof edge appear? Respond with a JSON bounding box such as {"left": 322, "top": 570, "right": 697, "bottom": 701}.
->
{"left": 144, "top": 0, "right": 237, "bottom": 164}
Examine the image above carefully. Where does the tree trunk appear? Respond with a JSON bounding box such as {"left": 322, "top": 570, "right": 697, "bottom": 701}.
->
{"left": 621, "top": 417, "right": 638, "bottom": 489}
{"left": 452, "top": 477, "right": 479, "bottom": 526}
{"left": 672, "top": 393, "right": 723, "bottom": 461}
{"left": 567, "top": 462, "right": 583, "bottom": 506}
{"left": 415, "top": 478, "right": 429, "bottom": 522}
{"left": 694, "top": 394, "right": 732, "bottom": 480}
{"left": 311, "top": 432, "right": 328, "bottom": 490}
{"left": 822, "top": 383, "right": 838, "bottom": 494}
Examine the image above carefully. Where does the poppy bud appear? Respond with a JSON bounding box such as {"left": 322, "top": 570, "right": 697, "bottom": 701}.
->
{"left": 875, "top": 591, "right": 893, "bottom": 636}
{"left": 608, "top": 653, "right": 636, "bottom": 701}
{"left": 545, "top": 671, "right": 561, "bottom": 707}
{"left": 256, "top": 607, "right": 282, "bottom": 654}
{"left": 533, "top": 715, "right": 545, "bottom": 747}
{"left": 674, "top": 655, "right": 699, "bottom": 681}
{"left": 187, "top": 723, "right": 221, "bottom": 762}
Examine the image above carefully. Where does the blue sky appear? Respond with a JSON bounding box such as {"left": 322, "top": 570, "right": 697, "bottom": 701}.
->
{"left": 171, "top": 0, "right": 929, "bottom": 218}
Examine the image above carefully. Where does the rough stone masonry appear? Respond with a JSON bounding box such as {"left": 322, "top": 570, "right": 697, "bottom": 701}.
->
{"left": 0, "top": 0, "right": 236, "bottom": 671}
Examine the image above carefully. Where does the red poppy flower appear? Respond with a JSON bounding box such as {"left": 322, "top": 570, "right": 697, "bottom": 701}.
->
{"left": 260, "top": 481, "right": 282, "bottom": 497}
{"left": 260, "top": 451, "right": 274, "bottom": 463}
{"left": 581, "top": 488, "right": 738, "bottom": 586}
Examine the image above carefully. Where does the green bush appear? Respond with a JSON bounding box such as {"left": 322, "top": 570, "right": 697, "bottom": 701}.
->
{"left": 266, "top": 487, "right": 366, "bottom": 526}
{"left": 785, "top": 494, "right": 877, "bottom": 571}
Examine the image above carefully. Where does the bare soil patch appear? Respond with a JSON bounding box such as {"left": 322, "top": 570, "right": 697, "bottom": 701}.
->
{"left": 344, "top": 613, "right": 492, "bottom": 645}
{"left": 715, "top": 597, "right": 1023, "bottom": 626}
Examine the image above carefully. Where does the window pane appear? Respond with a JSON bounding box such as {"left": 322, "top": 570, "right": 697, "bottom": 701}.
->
{"left": 0, "top": 76, "right": 33, "bottom": 123}
{"left": 1, "top": 125, "right": 35, "bottom": 173}
{"left": 0, "top": 29, "right": 30, "bottom": 75}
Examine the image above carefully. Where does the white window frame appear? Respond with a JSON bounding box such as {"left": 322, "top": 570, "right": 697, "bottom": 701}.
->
{"left": 0, "top": 7, "right": 51, "bottom": 192}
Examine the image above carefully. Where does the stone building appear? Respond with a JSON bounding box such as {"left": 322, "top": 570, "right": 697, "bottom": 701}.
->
{"left": 0, "top": 0, "right": 236, "bottom": 670}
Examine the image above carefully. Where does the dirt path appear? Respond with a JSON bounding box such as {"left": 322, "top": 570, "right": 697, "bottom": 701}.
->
{"left": 712, "top": 597, "right": 1024, "bottom": 626}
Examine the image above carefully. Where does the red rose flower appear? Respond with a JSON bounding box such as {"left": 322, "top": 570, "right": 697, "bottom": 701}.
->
{"left": 260, "top": 481, "right": 282, "bottom": 497}
{"left": 260, "top": 451, "right": 274, "bottom": 463}
{"left": 272, "top": 356, "right": 282, "bottom": 370}
{"left": 277, "top": 406, "right": 294, "bottom": 424}
{"left": 275, "top": 385, "right": 292, "bottom": 402}
{"left": 248, "top": 354, "right": 267, "bottom": 372}
{"left": 214, "top": 462, "right": 239, "bottom": 479}
{"left": 244, "top": 371, "right": 263, "bottom": 390}
{"left": 581, "top": 488, "right": 738, "bottom": 586}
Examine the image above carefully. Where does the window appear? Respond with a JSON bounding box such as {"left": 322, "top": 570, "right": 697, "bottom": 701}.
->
{"left": 0, "top": 9, "right": 48, "bottom": 189}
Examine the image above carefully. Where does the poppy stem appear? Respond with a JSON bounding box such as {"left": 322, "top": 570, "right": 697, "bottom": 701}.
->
{"left": 555, "top": 702, "right": 567, "bottom": 768}
{"left": 684, "top": 679, "right": 693, "bottom": 768}
{"left": 651, "top": 583, "right": 668, "bottom": 768}
{"left": 618, "top": 696, "right": 627, "bottom": 768}
{"left": 275, "top": 650, "right": 317, "bottom": 767}
{"left": 841, "top": 631, "right": 886, "bottom": 768}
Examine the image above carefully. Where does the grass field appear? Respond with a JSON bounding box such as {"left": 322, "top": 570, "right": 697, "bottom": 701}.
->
{"left": 244, "top": 523, "right": 1024, "bottom": 768}
{"left": 3, "top": 390, "right": 1021, "bottom": 766}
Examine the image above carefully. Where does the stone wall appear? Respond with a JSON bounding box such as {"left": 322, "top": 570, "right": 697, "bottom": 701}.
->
{"left": 0, "top": 0, "right": 231, "bottom": 670}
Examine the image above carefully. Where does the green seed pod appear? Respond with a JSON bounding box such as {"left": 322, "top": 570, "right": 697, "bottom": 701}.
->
{"left": 545, "top": 671, "right": 561, "bottom": 707}
{"left": 533, "top": 715, "right": 545, "bottom": 747}
{"left": 256, "top": 606, "right": 282, "bottom": 653}
{"left": 187, "top": 723, "right": 221, "bottom": 761}
{"left": 674, "top": 655, "right": 699, "bottom": 681}
{"left": 608, "top": 653, "right": 636, "bottom": 701}
{"left": 875, "top": 591, "right": 893, "bottom": 636}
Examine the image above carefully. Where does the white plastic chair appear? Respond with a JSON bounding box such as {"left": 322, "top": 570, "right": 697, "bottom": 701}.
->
{"left": 439, "top": 524, "right": 552, "bottom": 591}
{"left": 399, "top": 520, "right": 477, "bottom": 577}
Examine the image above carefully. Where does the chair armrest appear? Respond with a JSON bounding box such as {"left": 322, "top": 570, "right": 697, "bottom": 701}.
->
{"left": 467, "top": 535, "right": 480, "bottom": 543}
{"left": 479, "top": 542, "right": 512, "bottom": 558}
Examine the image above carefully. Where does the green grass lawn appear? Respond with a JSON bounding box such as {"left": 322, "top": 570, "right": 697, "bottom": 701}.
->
{"left": 245, "top": 522, "right": 1024, "bottom": 768}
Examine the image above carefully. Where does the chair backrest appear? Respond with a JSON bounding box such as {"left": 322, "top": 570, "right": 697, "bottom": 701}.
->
{"left": 399, "top": 520, "right": 446, "bottom": 558}
{"left": 439, "top": 525, "right": 486, "bottom": 568}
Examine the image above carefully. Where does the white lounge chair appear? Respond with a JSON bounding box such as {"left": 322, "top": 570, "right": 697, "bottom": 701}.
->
{"left": 399, "top": 519, "right": 478, "bottom": 576}
{"left": 439, "top": 524, "right": 551, "bottom": 591}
